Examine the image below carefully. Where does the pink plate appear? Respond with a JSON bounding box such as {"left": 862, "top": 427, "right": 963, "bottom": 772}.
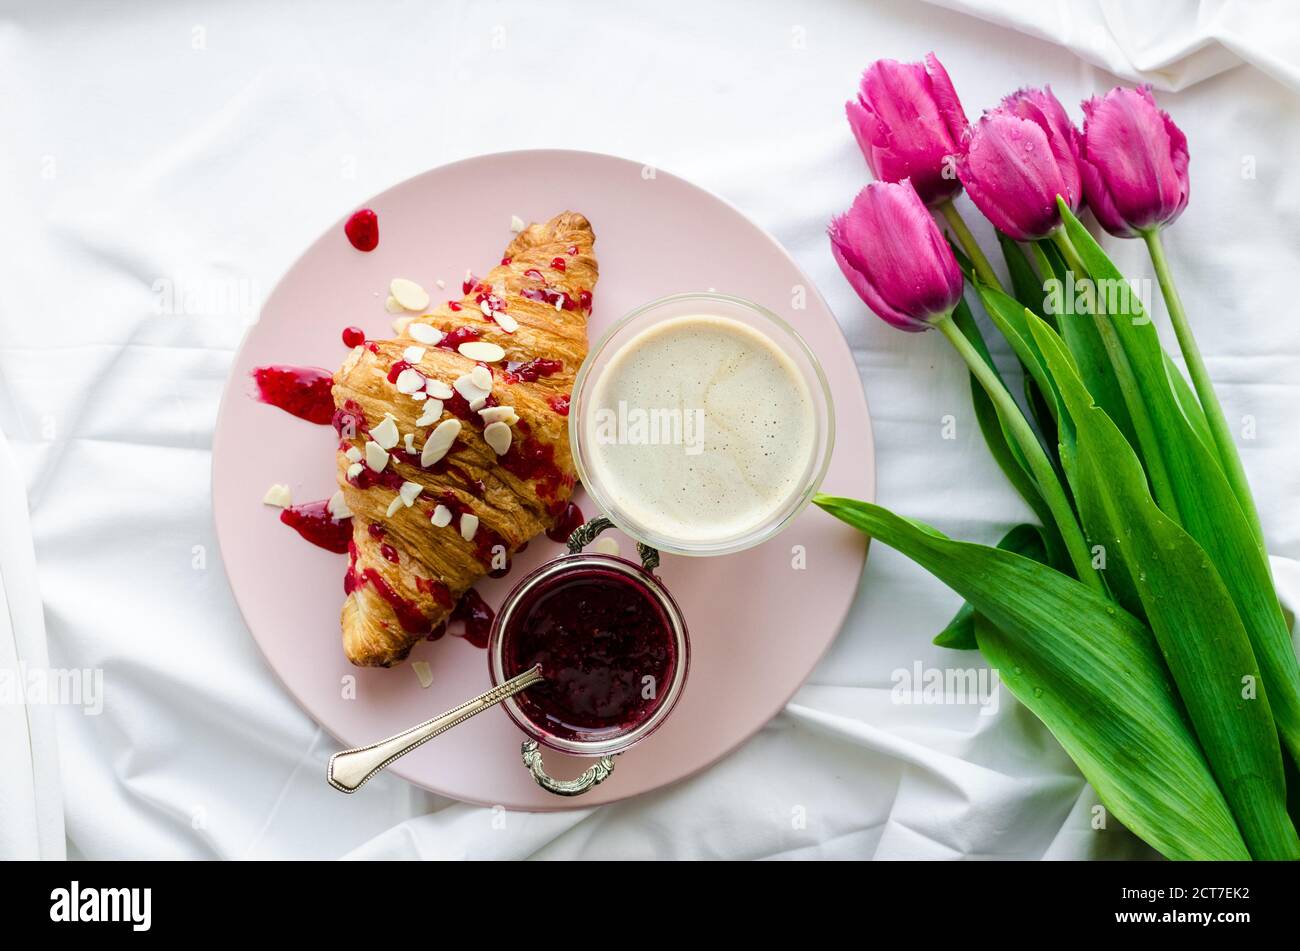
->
{"left": 212, "top": 150, "right": 875, "bottom": 809}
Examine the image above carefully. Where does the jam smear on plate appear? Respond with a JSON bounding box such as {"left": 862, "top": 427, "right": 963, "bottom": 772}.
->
{"left": 252, "top": 365, "right": 335, "bottom": 425}
{"left": 280, "top": 500, "right": 351, "bottom": 554}
{"left": 545, "top": 501, "right": 584, "bottom": 544}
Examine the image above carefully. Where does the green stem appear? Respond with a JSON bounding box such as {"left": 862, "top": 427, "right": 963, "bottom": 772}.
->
{"left": 1143, "top": 228, "right": 1266, "bottom": 550}
{"left": 1028, "top": 241, "right": 1055, "bottom": 284}
{"left": 938, "top": 200, "right": 1003, "bottom": 290}
{"left": 1051, "top": 228, "right": 1180, "bottom": 520}
{"left": 937, "top": 313, "right": 1105, "bottom": 595}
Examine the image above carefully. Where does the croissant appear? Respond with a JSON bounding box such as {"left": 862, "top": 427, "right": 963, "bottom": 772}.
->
{"left": 331, "top": 211, "right": 595, "bottom": 667}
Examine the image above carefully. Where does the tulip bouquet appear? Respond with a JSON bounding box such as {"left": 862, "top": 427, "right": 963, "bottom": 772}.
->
{"left": 817, "top": 55, "right": 1300, "bottom": 861}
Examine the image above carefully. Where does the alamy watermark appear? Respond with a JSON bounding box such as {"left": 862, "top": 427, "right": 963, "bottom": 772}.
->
{"left": 593, "top": 401, "right": 705, "bottom": 455}
{"left": 152, "top": 273, "right": 258, "bottom": 319}
{"left": 1044, "top": 272, "right": 1154, "bottom": 322}
{"left": 891, "top": 662, "right": 1001, "bottom": 716}
{"left": 1, "top": 663, "right": 103, "bottom": 715}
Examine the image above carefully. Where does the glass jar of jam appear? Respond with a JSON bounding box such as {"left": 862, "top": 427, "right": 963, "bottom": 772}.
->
{"left": 489, "top": 543, "right": 689, "bottom": 794}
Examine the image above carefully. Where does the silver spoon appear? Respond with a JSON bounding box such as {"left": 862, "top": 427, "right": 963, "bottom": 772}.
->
{"left": 327, "top": 664, "right": 544, "bottom": 793}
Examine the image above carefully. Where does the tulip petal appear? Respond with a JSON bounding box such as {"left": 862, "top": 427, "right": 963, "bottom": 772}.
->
{"left": 924, "top": 52, "right": 969, "bottom": 144}
{"left": 828, "top": 182, "right": 964, "bottom": 331}
{"left": 1080, "top": 85, "right": 1190, "bottom": 235}
{"left": 959, "top": 113, "right": 1067, "bottom": 240}
{"left": 847, "top": 56, "right": 966, "bottom": 206}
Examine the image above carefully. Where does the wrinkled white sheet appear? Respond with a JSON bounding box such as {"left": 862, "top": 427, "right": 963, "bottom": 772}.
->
{"left": 1, "top": 0, "right": 1298, "bottom": 860}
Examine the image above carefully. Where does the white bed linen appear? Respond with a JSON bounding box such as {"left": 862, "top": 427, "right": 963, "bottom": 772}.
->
{"left": 1, "top": 0, "right": 1297, "bottom": 860}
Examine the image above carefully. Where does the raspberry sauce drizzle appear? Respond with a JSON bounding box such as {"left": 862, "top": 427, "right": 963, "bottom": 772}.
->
{"left": 280, "top": 500, "right": 351, "bottom": 554}
{"left": 545, "top": 501, "right": 584, "bottom": 544}
{"left": 252, "top": 365, "right": 335, "bottom": 425}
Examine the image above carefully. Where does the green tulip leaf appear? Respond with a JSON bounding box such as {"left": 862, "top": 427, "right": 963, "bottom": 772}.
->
{"left": 1057, "top": 201, "right": 1300, "bottom": 773}
{"left": 951, "top": 297, "right": 1068, "bottom": 571}
{"left": 934, "top": 523, "right": 1048, "bottom": 650}
{"left": 814, "top": 494, "right": 1249, "bottom": 861}
{"left": 1027, "top": 311, "right": 1299, "bottom": 860}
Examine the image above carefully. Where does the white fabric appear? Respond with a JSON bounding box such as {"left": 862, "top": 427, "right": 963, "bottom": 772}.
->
{"left": 1, "top": 0, "right": 1298, "bottom": 860}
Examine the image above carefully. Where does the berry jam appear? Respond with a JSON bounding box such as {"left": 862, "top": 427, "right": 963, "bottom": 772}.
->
{"left": 500, "top": 421, "right": 573, "bottom": 507}
{"left": 451, "top": 589, "right": 494, "bottom": 648}
{"left": 252, "top": 365, "right": 335, "bottom": 425}
{"left": 503, "top": 358, "right": 563, "bottom": 384}
{"left": 280, "top": 500, "right": 351, "bottom": 553}
{"left": 342, "top": 326, "right": 366, "bottom": 347}
{"left": 550, "top": 257, "right": 566, "bottom": 272}
{"left": 436, "top": 326, "right": 481, "bottom": 351}
{"left": 502, "top": 566, "right": 678, "bottom": 739}
{"left": 548, "top": 394, "right": 570, "bottom": 416}
{"left": 344, "top": 209, "right": 379, "bottom": 252}
{"left": 545, "top": 501, "right": 584, "bottom": 544}
{"left": 520, "top": 286, "right": 576, "bottom": 311}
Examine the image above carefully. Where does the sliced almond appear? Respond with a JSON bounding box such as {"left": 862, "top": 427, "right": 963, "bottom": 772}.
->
{"left": 453, "top": 373, "right": 489, "bottom": 404}
{"left": 385, "top": 295, "right": 405, "bottom": 314}
{"left": 262, "top": 483, "right": 292, "bottom": 508}
{"left": 470, "top": 365, "right": 494, "bottom": 390}
{"left": 435, "top": 279, "right": 446, "bottom": 290}
{"left": 416, "top": 399, "right": 444, "bottom": 427}
{"left": 494, "top": 310, "right": 519, "bottom": 333}
{"left": 344, "top": 445, "right": 363, "bottom": 463}
{"left": 371, "top": 415, "right": 400, "bottom": 450}
{"left": 395, "top": 367, "right": 426, "bottom": 394}
{"left": 412, "top": 660, "right": 433, "bottom": 688}
{"left": 478, "top": 405, "right": 518, "bottom": 425}
{"left": 327, "top": 489, "right": 352, "bottom": 519}
{"left": 479, "top": 299, "right": 495, "bottom": 319}
{"left": 403, "top": 433, "right": 416, "bottom": 453}
{"left": 430, "top": 504, "right": 453, "bottom": 528}
{"left": 469, "top": 396, "right": 488, "bottom": 412}
{"left": 346, "top": 462, "right": 364, "bottom": 480}
{"left": 425, "top": 378, "right": 453, "bottom": 399}
{"left": 390, "top": 278, "right": 430, "bottom": 311}
{"left": 460, "top": 513, "right": 479, "bottom": 541}
{"left": 408, "top": 322, "right": 443, "bottom": 345}
{"left": 365, "top": 441, "right": 390, "bottom": 472}
{"left": 403, "top": 345, "right": 427, "bottom": 364}
{"left": 510, "top": 214, "right": 525, "bottom": 233}
{"left": 421, "top": 418, "right": 461, "bottom": 467}
{"left": 392, "top": 315, "right": 413, "bottom": 334}
{"left": 459, "top": 341, "right": 506, "bottom": 364}
{"left": 410, "top": 391, "right": 426, "bottom": 402}
{"left": 385, "top": 495, "right": 403, "bottom": 518}
{"left": 483, "top": 421, "right": 512, "bottom": 456}
{"left": 399, "top": 481, "right": 422, "bottom": 507}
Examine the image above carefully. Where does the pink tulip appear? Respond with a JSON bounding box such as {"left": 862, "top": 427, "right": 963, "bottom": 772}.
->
{"left": 846, "top": 53, "right": 969, "bottom": 207}
{"left": 829, "top": 181, "right": 965, "bottom": 332}
{"left": 1079, "top": 85, "right": 1190, "bottom": 237}
{"left": 957, "top": 86, "right": 1083, "bottom": 240}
